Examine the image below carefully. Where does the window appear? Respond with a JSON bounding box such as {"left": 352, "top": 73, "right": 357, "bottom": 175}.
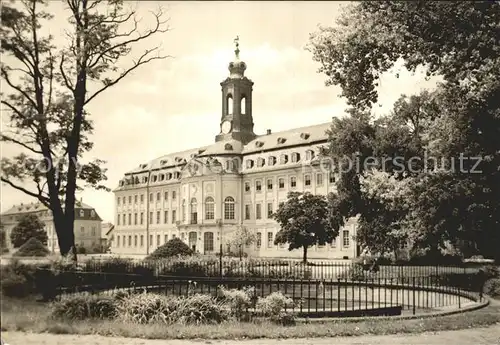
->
{"left": 134, "top": 195, "right": 138, "bottom": 204}
{"left": 256, "top": 232, "right": 262, "bottom": 248}
{"left": 140, "top": 235, "right": 144, "bottom": 246}
{"left": 343, "top": 230, "right": 350, "bottom": 247}
{"left": 156, "top": 211, "right": 160, "bottom": 224}
{"left": 172, "top": 210, "right": 176, "bottom": 223}
{"left": 316, "top": 173, "right": 324, "bottom": 186}
{"left": 329, "top": 172, "right": 336, "bottom": 183}
{"left": 134, "top": 213, "right": 138, "bottom": 225}
{"left": 140, "top": 194, "right": 144, "bottom": 203}
{"left": 267, "top": 203, "right": 273, "bottom": 218}
{"left": 291, "top": 152, "right": 300, "bottom": 163}
{"left": 117, "top": 236, "right": 120, "bottom": 247}
{"left": 122, "top": 214, "right": 126, "bottom": 225}
{"left": 278, "top": 178, "right": 285, "bottom": 189}
{"left": 306, "top": 150, "right": 315, "bottom": 160}
{"left": 190, "top": 198, "right": 198, "bottom": 224}
{"left": 204, "top": 232, "right": 214, "bottom": 252}
{"left": 256, "top": 203, "right": 262, "bottom": 219}
{"left": 267, "top": 232, "right": 274, "bottom": 248}
{"left": 164, "top": 234, "right": 168, "bottom": 243}
{"left": 128, "top": 213, "right": 131, "bottom": 225}
{"left": 245, "top": 204, "right": 251, "bottom": 220}
{"left": 80, "top": 226, "right": 85, "bottom": 233}
{"left": 164, "top": 210, "right": 168, "bottom": 224}
{"left": 290, "top": 176, "right": 297, "bottom": 188}
{"left": 149, "top": 212, "right": 153, "bottom": 224}
{"left": 117, "top": 215, "right": 121, "bottom": 225}
{"left": 157, "top": 235, "right": 160, "bottom": 246}
{"left": 304, "top": 174, "right": 311, "bottom": 186}
{"left": 140, "top": 212, "right": 144, "bottom": 225}
{"left": 267, "top": 179, "right": 273, "bottom": 190}
{"left": 123, "top": 196, "right": 126, "bottom": 204}
{"left": 128, "top": 196, "right": 132, "bottom": 204}
{"left": 205, "top": 197, "right": 215, "bottom": 220}
{"left": 255, "top": 180, "right": 262, "bottom": 192}
{"left": 224, "top": 197, "right": 235, "bottom": 220}
{"left": 257, "top": 158, "right": 265, "bottom": 167}
{"left": 134, "top": 235, "right": 138, "bottom": 247}
{"left": 156, "top": 192, "right": 161, "bottom": 201}
{"left": 149, "top": 235, "right": 153, "bottom": 247}
{"left": 172, "top": 191, "right": 176, "bottom": 200}
{"left": 79, "top": 210, "right": 85, "bottom": 217}
{"left": 164, "top": 191, "right": 168, "bottom": 201}
{"left": 268, "top": 156, "right": 277, "bottom": 166}
{"left": 128, "top": 235, "right": 132, "bottom": 246}
{"left": 279, "top": 154, "right": 288, "bottom": 164}
{"left": 182, "top": 200, "right": 186, "bottom": 222}
{"left": 246, "top": 159, "right": 254, "bottom": 169}
{"left": 244, "top": 182, "right": 250, "bottom": 192}
{"left": 149, "top": 193, "right": 153, "bottom": 202}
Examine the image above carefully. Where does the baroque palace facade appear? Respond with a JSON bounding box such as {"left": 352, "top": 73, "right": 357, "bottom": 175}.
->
{"left": 112, "top": 42, "right": 359, "bottom": 259}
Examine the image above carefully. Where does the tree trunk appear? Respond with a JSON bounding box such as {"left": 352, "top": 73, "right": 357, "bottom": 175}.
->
{"left": 302, "top": 245, "right": 308, "bottom": 264}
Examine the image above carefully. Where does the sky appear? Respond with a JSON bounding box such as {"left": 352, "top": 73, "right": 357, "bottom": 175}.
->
{"left": 1, "top": 1, "right": 440, "bottom": 222}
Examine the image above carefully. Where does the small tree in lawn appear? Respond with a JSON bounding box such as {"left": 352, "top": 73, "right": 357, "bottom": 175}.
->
{"left": 273, "top": 192, "right": 339, "bottom": 263}
{"left": 226, "top": 225, "right": 256, "bottom": 255}
{"left": 10, "top": 214, "right": 48, "bottom": 248}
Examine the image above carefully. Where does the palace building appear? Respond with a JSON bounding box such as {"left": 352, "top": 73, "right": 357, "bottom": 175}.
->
{"left": 111, "top": 41, "right": 358, "bottom": 259}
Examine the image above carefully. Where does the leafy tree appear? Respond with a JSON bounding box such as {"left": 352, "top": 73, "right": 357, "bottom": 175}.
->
{"left": 0, "top": 223, "right": 8, "bottom": 254}
{"left": 308, "top": 1, "right": 500, "bottom": 260}
{"left": 10, "top": 214, "right": 48, "bottom": 248}
{"left": 225, "top": 226, "right": 256, "bottom": 253}
{"left": 13, "top": 237, "right": 50, "bottom": 257}
{"left": 147, "top": 237, "right": 193, "bottom": 260}
{"left": 273, "top": 192, "right": 339, "bottom": 263}
{"left": 1, "top": 0, "right": 170, "bottom": 260}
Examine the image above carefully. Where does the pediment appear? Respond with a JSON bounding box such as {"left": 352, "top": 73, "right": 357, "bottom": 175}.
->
{"left": 179, "top": 157, "right": 223, "bottom": 179}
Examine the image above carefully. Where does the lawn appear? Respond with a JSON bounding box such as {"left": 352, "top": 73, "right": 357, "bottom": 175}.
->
{"left": 1, "top": 296, "right": 499, "bottom": 340}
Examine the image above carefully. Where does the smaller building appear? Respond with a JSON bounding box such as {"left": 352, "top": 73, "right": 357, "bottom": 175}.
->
{"left": 100, "top": 222, "right": 115, "bottom": 252}
{"left": 0, "top": 200, "right": 102, "bottom": 253}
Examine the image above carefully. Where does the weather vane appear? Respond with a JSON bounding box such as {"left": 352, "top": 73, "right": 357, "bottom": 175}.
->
{"left": 234, "top": 35, "right": 240, "bottom": 59}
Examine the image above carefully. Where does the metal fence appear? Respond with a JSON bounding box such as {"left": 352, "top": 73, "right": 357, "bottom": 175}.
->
{"left": 43, "top": 259, "right": 487, "bottom": 317}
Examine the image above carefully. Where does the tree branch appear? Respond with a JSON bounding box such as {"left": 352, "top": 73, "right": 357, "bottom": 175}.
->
{"left": 0, "top": 67, "right": 38, "bottom": 109}
{"left": 59, "top": 53, "right": 74, "bottom": 91}
{"left": 0, "top": 134, "right": 43, "bottom": 154}
{"left": 85, "top": 47, "right": 170, "bottom": 104}
{"left": 1, "top": 177, "right": 50, "bottom": 207}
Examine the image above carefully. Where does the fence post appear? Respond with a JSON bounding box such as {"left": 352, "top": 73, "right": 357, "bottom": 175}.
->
{"left": 412, "top": 277, "right": 416, "bottom": 315}
{"left": 219, "top": 243, "right": 223, "bottom": 278}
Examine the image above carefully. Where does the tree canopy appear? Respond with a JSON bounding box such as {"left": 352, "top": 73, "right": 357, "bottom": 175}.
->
{"left": 308, "top": 1, "right": 500, "bottom": 260}
{"left": 1, "top": 0, "right": 171, "bottom": 259}
{"left": 10, "top": 213, "right": 48, "bottom": 248}
{"left": 273, "top": 192, "right": 340, "bottom": 263}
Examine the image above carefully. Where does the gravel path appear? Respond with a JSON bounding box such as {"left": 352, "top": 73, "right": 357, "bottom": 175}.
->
{"left": 2, "top": 325, "right": 500, "bottom": 345}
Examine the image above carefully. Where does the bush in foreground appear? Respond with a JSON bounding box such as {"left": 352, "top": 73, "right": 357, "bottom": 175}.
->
{"left": 0, "top": 259, "right": 40, "bottom": 298}
{"left": 13, "top": 237, "right": 50, "bottom": 257}
{"left": 52, "top": 294, "right": 117, "bottom": 320}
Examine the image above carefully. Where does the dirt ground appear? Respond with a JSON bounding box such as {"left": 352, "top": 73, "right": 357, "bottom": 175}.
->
{"left": 2, "top": 325, "right": 500, "bottom": 345}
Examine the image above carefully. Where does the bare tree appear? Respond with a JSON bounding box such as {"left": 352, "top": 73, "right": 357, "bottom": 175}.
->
{"left": 1, "top": 0, "right": 171, "bottom": 260}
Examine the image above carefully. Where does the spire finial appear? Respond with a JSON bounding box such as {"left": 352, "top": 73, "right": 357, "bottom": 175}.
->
{"left": 234, "top": 35, "right": 240, "bottom": 60}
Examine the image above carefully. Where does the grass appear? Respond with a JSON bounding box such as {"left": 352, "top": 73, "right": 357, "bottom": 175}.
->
{"left": 1, "top": 296, "right": 499, "bottom": 340}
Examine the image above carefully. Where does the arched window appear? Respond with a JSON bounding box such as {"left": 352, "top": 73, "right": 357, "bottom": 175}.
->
{"left": 204, "top": 232, "right": 214, "bottom": 252}
{"left": 205, "top": 197, "right": 215, "bottom": 220}
{"left": 224, "top": 196, "right": 235, "bottom": 220}
{"left": 182, "top": 199, "right": 186, "bottom": 222}
{"left": 190, "top": 198, "right": 197, "bottom": 224}
{"left": 241, "top": 95, "right": 246, "bottom": 115}
{"left": 227, "top": 94, "right": 233, "bottom": 115}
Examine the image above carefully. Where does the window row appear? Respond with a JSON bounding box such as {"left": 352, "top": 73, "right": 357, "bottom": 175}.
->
{"left": 244, "top": 202, "right": 278, "bottom": 220}
{"left": 79, "top": 226, "right": 98, "bottom": 236}
{"left": 252, "top": 230, "right": 350, "bottom": 248}
{"left": 115, "top": 232, "right": 215, "bottom": 252}
{"left": 119, "top": 172, "right": 182, "bottom": 186}
{"left": 117, "top": 191, "right": 177, "bottom": 206}
{"left": 117, "top": 210, "right": 178, "bottom": 226}
{"left": 244, "top": 173, "right": 335, "bottom": 193}
{"left": 245, "top": 150, "right": 316, "bottom": 169}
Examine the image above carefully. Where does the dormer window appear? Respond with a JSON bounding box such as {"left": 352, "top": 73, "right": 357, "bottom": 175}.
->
{"left": 268, "top": 156, "right": 277, "bottom": 166}
{"left": 160, "top": 159, "right": 168, "bottom": 165}
{"left": 140, "top": 164, "right": 147, "bottom": 169}
{"left": 277, "top": 137, "right": 286, "bottom": 145}
{"left": 246, "top": 159, "right": 254, "bottom": 169}
{"left": 257, "top": 157, "right": 265, "bottom": 168}
{"left": 79, "top": 210, "right": 85, "bottom": 217}
{"left": 255, "top": 141, "right": 264, "bottom": 148}
{"left": 142, "top": 176, "right": 148, "bottom": 183}
{"left": 279, "top": 154, "right": 288, "bottom": 164}
{"left": 300, "top": 133, "right": 310, "bottom": 140}
{"left": 175, "top": 157, "right": 182, "bottom": 163}
{"left": 291, "top": 152, "right": 301, "bottom": 163}
{"left": 198, "top": 149, "right": 206, "bottom": 155}
{"left": 306, "top": 150, "right": 315, "bottom": 160}
{"left": 166, "top": 172, "right": 173, "bottom": 180}
{"left": 152, "top": 175, "right": 158, "bottom": 182}
{"left": 174, "top": 172, "right": 181, "bottom": 179}
{"left": 224, "top": 143, "right": 233, "bottom": 151}
{"left": 159, "top": 174, "right": 165, "bottom": 181}
{"left": 134, "top": 177, "right": 139, "bottom": 184}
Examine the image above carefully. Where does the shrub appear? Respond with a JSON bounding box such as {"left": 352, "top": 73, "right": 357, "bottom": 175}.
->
{"left": 52, "top": 294, "right": 117, "bottom": 319}
{"left": 12, "top": 237, "right": 49, "bottom": 257}
{"left": 172, "top": 294, "right": 228, "bottom": 325}
{"left": 146, "top": 238, "right": 193, "bottom": 260}
{"left": 219, "top": 286, "right": 255, "bottom": 320}
{"left": 77, "top": 246, "right": 87, "bottom": 254}
{"left": 115, "top": 291, "right": 177, "bottom": 324}
{"left": 158, "top": 260, "right": 208, "bottom": 277}
{"left": 87, "top": 257, "right": 133, "bottom": 274}
{"left": 0, "top": 259, "right": 39, "bottom": 297}
{"left": 484, "top": 278, "right": 500, "bottom": 299}
{"left": 255, "top": 291, "right": 296, "bottom": 325}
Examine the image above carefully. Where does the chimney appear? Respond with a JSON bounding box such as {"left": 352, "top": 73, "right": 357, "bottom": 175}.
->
{"left": 266, "top": 129, "right": 271, "bottom": 135}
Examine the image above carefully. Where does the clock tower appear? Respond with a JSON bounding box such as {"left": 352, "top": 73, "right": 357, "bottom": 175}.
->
{"left": 215, "top": 37, "right": 256, "bottom": 144}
